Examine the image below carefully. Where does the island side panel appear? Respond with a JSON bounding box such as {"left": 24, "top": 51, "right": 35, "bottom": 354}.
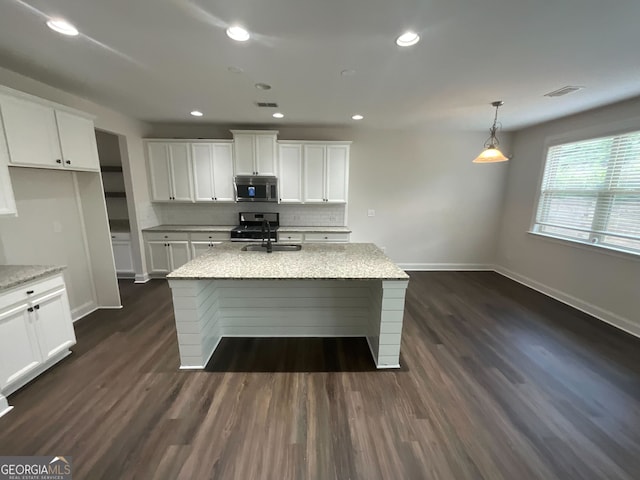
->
{"left": 168, "top": 279, "right": 222, "bottom": 369}
{"left": 368, "top": 279, "right": 409, "bottom": 368}
{"left": 218, "top": 279, "right": 372, "bottom": 336}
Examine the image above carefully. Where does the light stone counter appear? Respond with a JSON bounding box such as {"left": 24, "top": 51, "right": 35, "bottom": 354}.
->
{"left": 168, "top": 243, "right": 408, "bottom": 280}
{"left": 142, "top": 225, "right": 235, "bottom": 233}
{"left": 0, "top": 265, "right": 66, "bottom": 292}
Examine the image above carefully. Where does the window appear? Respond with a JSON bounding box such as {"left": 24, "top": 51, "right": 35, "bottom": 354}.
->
{"left": 533, "top": 130, "right": 640, "bottom": 254}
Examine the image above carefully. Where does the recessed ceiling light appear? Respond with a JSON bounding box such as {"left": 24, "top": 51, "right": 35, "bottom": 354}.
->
{"left": 190, "top": 110, "right": 203, "bottom": 117}
{"left": 352, "top": 114, "right": 364, "bottom": 120}
{"left": 396, "top": 31, "right": 420, "bottom": 47}
{"left": 46, "top": 18, "right": 79, "bottom": 36}
{"left": 255, "top": 83, "right": 272, "bottom": 90}
{"left": 228, "top": 66, "right": 244, "bottom": 74}
{"left": 272, "top": 113, "right": 284, "bottom": 119}
{"left": 226, "top": 25, "right": 250, "bottom": 42}
{"left": 341, "top": 69, "right": 356, "bottom": 77}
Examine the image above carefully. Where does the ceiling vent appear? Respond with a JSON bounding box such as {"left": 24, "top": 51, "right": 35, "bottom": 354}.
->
{"left": 255, "top": 102, "right": 279, "bottom": 108}
{"left": 544, "top": 86, "right": 584, "bottom": 97}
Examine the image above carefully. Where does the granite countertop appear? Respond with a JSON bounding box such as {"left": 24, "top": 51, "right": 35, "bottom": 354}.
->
{"left": 142, "top": 225, "right": 351, "bottom": 234}
{"left": 167, "top": 243, "right": 408, "bottom": 280}
{"left": 142, "top": 225, "right": 236, "bottom": 233}
{"left": 278, "top": 226, "right": 352, "bottom": 233}
{"left": 0, "top": 265, "right": 67, "bottom": 291}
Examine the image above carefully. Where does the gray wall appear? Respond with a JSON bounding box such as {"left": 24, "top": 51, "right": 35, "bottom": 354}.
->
{"left": 496, "top": 97, "right": 640, "bottom": 336}
{"left": 146, "top": 124, "right": 511, "bottom": 268}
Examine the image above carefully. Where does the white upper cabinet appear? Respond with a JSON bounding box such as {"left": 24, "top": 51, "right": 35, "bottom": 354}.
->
{"left": 147, "top": 142, "right": 194, "bottom": 202}
{"left": 192, "top": 142, "right": 234, "bottom": 202}
{"left": 326, "top": 145, "right": 349, "bottom": 203}
{"left": 0, "top": 92, "right": 99, "bottom": 172}
{"left": 55, "top": 110, "right": 100, "bottom": 171}
{"left": 303, "top": 145, "right": 326, "bottom": 203}
{"left": 231, "top": 131, "right": 278, "bottom": 176}
{"left": 300, "top": 143, "right": 350, "bottom": 204}
{"left": 278, "top": 144, "right": 303, "bottom": 203}
{"left": 0, "top": 109, "right": 17, "bottom": 216}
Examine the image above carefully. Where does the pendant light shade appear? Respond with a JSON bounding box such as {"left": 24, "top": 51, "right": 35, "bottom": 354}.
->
{"left": 473, "top": 101, "right": 509, "bottom": 163}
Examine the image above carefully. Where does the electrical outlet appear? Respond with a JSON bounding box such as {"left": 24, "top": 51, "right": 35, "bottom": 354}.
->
{"left": 367, "top": 209, "right": 375, "bottom": 217}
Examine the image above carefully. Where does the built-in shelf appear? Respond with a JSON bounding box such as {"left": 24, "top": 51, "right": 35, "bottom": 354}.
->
{"left": 101, "top": 166, "right": 123, "bottom": 173}
{"left": 105, "top": 192, "right": 126, "bottom": 198}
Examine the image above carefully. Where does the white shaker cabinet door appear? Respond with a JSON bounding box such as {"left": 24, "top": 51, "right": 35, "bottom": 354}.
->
{"left": 212, "top": 143, "right": 235, "bottom": 201}
{"left": 168, "top": 241, "right": 191, "bottom": 270}
{"left": 303, "top": 145, "right": 325, "bottom": 203}
{"left": 31, "top": 288, "right": 76, "bottom": 361}
{"left": 148, "top": 241, "right": 171, "bottom": 273}
{"left": 0, "top": 303, "right": 41, "bottom": 388}
{"left": 279, "top": 144, "right": 303, "bottom": 203}
{"left": 0, "top": 95, "right": 61, "bottom": 169}
{"left": 191, "top": 241, "right": 213, "bottom": 259}
{"left": 326, "top": 145, "right": 349, "bottom": 203}
{"left": 55, "top": 110, "right": 100, "bottom": 171}
{"left": 168, "top": 143, "right": 193, "bottom": 202}
{"left": 192, "top": 143, "right": 215, "bottom": 202}
{"left": 255, "top": 134, "right": 277, "bottom": 176}
{"left": 233, "top": 134, "right": 255, "bottom": 176}
{"left": 148, "top": 143, "right": 172, "bottom": 202}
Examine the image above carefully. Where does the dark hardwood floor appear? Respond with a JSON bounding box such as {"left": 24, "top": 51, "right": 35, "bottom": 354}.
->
{"left": 1, "top": 272, "right": 639, "bottom": 479}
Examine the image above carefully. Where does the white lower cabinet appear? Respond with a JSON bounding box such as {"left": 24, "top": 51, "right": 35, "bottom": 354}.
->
{"left": 148, "top": 241, "right": 191, "bottom": 273}
{"left": 111, "top": 232, "right": 134, "bottom": 277}
{"left": 0, "top": 273, "right": 76, "bottom": 397}
{"left": 145, "top": 231, "right": 231, "bottom": 275}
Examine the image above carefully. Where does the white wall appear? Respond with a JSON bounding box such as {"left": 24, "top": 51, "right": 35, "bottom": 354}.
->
{"left": 0, "top": 168, "right": 97, "bottom": 318}
{"left": 147, "top": 124, "right": 510, "bottom": 267}
{"left": 0, "top": 66, "right": 159, "bottom": 280}
{"left": 495, "top": 97, "right": 640, "bottom": 336}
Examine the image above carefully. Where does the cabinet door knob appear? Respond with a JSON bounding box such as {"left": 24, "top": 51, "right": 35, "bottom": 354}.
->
{"left": 34, "top": 305, "right": 40, "bottom": 310}
{"left": 66, "top": 160, "right": 71, "bottom": 165}
{"left": 28, "top": 307, "right": 34, "bottom": 313}
{"left": 56, "top": 159, "right": 62, "bottom": 164}
{"left": 324, "top": 236, "right": 328, "bottom": 239}
{"left": 26, "top": 290, "right": 34, "bottom": 295}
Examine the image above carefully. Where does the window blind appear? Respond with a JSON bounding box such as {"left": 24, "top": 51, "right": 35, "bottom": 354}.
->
{"left": 533, "top": 130, "right": 640, "bottom": 254}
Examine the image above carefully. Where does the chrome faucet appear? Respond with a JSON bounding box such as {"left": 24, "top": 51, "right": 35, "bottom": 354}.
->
{"left": 261, "top": 219, "right": 273, "bottom": 253}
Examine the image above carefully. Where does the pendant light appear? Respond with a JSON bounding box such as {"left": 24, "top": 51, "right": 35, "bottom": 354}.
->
{"left": 473, "top": 101, "right": 509, "bottom": 163}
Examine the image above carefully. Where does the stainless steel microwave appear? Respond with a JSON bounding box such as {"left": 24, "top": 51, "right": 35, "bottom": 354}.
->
{"left": 234, "top": 175, "right": 278, "bottom": 202}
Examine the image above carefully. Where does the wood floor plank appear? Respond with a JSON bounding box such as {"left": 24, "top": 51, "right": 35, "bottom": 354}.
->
{"left": 1, "top": 272, "right": 639, "bottom": 479}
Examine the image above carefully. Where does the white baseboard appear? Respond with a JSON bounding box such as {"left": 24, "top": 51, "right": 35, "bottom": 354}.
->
{"left": 71, "top": 301, "right": 97, "bottom": 323}
{"left": 99, "top": 305, "right": 123, "bottom": 310}
{"left": 134, "top": 273, "right": 150, "bottom": 284}
{"left": 494, "top": 265, "right": 640, "bottom": 339}
{"left": 399, "top": 263, "right": 494, "bottom": 271}
{"left": 0, "top": 394, "right": 12, "bottom": 418}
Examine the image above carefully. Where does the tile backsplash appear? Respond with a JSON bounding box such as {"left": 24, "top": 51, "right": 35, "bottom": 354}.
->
{"left": 155, "top": 203, "right": 346, "bottom": 227}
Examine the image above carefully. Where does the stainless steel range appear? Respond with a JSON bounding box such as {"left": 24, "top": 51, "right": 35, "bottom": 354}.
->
{"left": 230, "top": 212, "right": 279, "bottom": 242}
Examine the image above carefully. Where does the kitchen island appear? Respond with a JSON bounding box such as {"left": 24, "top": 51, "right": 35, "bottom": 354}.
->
{"left": 167, "top": 243, "right": 409, "bottom": 369}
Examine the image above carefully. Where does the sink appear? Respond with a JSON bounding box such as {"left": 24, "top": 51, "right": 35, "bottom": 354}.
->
{"left": 241, "top": 243, "right": 302, "bottom": 252}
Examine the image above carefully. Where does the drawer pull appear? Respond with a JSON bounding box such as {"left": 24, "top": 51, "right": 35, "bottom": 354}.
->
{"left": 26, "top": 290, "right": 34, "bottom": 295}
{"left": 28, "top": 307, "right": 34, "bottom": 313}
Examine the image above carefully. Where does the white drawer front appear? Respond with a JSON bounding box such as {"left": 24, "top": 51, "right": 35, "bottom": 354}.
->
{"left": 278, "top": 233, "right": 303, "bottom": 243}
{"left": 145, "top": 231, "right": 190, "bottom": 241}
{"left": 110, "top": 232, "right": 131, "bottom": 241}
{"left": 0, "top": 274, "right": 65, "bottom": 311}
{"left": 304, "top": 232, "right": 350, "bottom": 243}
{"left": 190, "top": 232, "right": 230, "bottom": 241}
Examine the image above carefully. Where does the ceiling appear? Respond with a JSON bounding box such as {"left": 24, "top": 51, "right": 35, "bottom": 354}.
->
{"left": 1, "top": 0, "right": 640, "bottom": 131}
